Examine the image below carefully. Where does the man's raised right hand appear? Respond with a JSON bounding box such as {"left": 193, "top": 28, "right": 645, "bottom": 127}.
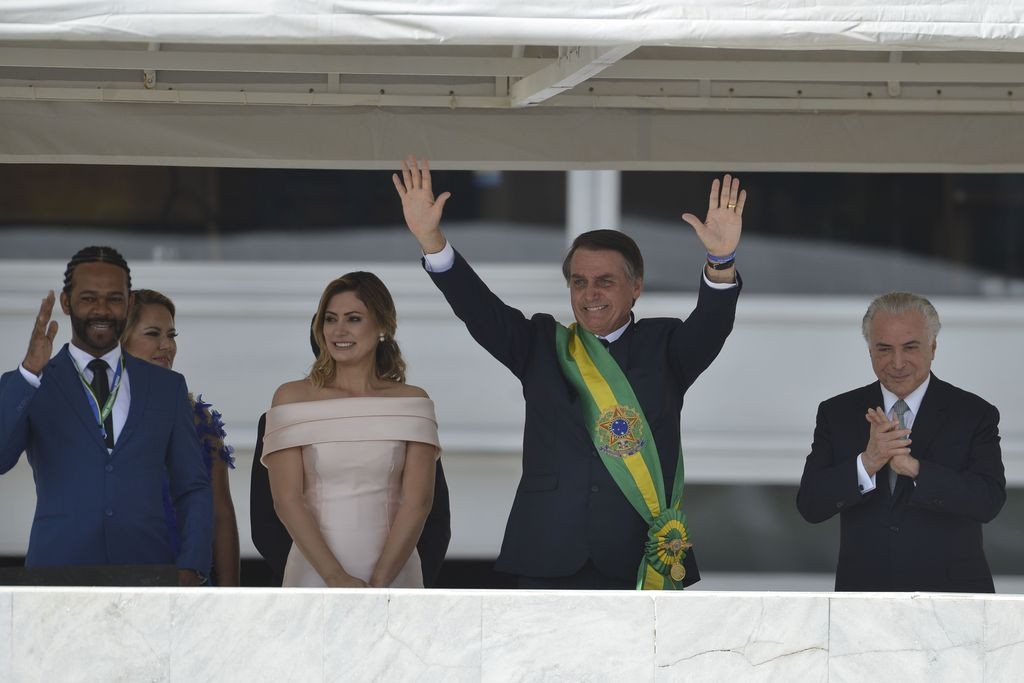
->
{"left": 22, "top": 291, "right": 58, "bottom": 377}
{"left": 391, "top": 155, "right": 451, "bottom": 254}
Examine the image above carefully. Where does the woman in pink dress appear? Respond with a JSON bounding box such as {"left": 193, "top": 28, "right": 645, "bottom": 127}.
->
{"left": 262, "top": 272, "right": 440, "bottom": 588}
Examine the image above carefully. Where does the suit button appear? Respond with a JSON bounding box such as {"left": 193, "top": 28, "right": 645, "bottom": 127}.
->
{"left": 889, "top": 525, "right": 899, "bottom": 533}
{"left": 105, "top": 508, "right": 114, "bottom": 517}
{"left": 836, "top": 501, "right": 845, "bottom": 509}
{"left": 590, "top": 485, "right": 600, "bottom": 493}
{"left": 105, "top": 464, "right": 114, "bottom": 472}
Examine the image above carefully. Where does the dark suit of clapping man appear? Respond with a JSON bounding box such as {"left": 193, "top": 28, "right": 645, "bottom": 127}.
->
{"left": 392, "top": 156, "right": 745, "bottom": 589}
{"left": 797, "top": 292, "right": 1005, "bottom": 592}
{"left": 0, "top": 246, "right": 212, "bottom": 586}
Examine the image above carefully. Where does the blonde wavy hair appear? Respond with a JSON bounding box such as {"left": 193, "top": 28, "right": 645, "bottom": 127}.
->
{"left": 122, "top": 289, "right": 176, "bottom": 341}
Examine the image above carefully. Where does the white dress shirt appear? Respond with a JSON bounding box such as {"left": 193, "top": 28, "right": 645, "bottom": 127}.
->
{"left": 19, "top": 344, "right": 132, "bottom": 449}
{"left": 856, "top": 375, "right": 930, "bottom": 493}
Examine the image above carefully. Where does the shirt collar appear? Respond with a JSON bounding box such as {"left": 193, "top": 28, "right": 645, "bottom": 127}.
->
{"left": 597, "top": 315, "right": 633, "bottom": 344}
{"left": 68, "top": 343, "right": 122, "bottom": 374}
{"left": 879, "top": 373, "right": 930, "bottom": 417}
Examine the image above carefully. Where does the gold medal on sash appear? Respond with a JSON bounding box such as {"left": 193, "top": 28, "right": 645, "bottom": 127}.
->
{"left": 670, "top": 563, "right": 686, "bottom": 582}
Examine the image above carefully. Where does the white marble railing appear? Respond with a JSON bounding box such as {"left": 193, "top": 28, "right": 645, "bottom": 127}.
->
{"left": 1, "top": 588, "right": 1021, "bottom": 682}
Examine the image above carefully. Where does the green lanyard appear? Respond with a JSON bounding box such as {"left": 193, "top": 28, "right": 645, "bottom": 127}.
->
{"left": 71, "top": 354, "right": 124, "bottom": 442}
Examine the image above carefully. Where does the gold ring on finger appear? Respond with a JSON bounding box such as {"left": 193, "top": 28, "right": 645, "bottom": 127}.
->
{"left": 727, "top": 202, "right": 737, "bottom": 209}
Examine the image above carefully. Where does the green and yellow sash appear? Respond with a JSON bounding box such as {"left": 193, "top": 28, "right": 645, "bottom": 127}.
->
{"left": 555, "top": 322, "right": 690, "bottom": 590}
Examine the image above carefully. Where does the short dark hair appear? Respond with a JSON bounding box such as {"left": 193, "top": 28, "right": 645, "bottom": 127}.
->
{"left": 63, "top": 246, "right": 131, "bottom": 295}
{"left": 561, "top": 230, "right": 644, "bottom": 282}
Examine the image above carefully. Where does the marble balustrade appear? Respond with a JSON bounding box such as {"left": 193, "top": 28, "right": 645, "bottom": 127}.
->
{"left": 1, "top": 588, "right": 1022, "bottom": 682}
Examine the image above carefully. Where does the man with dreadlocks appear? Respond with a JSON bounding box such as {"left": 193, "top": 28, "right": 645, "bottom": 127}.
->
{"left": 0, "top": 246, "right": 212, "bottom": 586}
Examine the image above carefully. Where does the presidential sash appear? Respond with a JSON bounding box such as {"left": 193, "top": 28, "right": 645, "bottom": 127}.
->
{"left": 555, "top": 322, "right": 689, "bottom": 590}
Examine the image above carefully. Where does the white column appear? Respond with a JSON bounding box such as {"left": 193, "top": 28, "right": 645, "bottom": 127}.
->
{"left": 566, "top": 170, "right": 621, "bottom": 247}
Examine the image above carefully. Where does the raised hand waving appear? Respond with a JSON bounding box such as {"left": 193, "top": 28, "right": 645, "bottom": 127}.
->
{"left": 392, "top": 155, "right": 451, "bottom": 254}
{"left": 681, "top": 174, "right": 746, "bottom": 259}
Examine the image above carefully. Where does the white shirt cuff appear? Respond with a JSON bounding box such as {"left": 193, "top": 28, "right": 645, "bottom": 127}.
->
{"left": 18, "top": 364, "right": 42, "bottom": 388}
{"left": 856, "top": 453, "right": 877, "bottom": 494}
{"left": 422, "top": 241, "right": 455, "bottom": 273}
{"left": 703, "top": 269, "right": 738, "bottom": 290}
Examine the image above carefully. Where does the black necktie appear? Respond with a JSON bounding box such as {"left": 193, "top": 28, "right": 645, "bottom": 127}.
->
{"left": 87, "top": 358, "right": 115, "bottom": 449}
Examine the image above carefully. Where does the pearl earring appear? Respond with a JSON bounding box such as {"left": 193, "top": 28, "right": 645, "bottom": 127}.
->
{"left": 378, "top": 333, "right": 386, "bottom": 342}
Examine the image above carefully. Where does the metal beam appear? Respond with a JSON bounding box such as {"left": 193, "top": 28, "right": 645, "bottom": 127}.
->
{"left": 0, "top": 84, "right": 1019, "bottom": 114}
{"left": 510, "top": 45, "right": 636, "bottom": 107}
{"left": 548, "top": 94, "right": 1024, "bottom": 114}
{"left": 0, "top": 85, "right": 510, "bottom": 109}
{"left": 600, "top": 59, "right": 1024, "bottom": 84}
{"left": 0, "top": 47, "right": 548, "bottom": 77}
{"left": 3, "top": 47, "right": 1021, "bottom": 88}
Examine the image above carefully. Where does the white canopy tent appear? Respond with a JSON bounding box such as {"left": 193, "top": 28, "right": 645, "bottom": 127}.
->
{"left": 1, "top": 0, "right": 1023, "bottom": 171}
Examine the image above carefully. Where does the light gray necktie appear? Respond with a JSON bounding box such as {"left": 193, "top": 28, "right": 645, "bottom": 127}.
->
{"left": 889, "top": 399, "right": 910, "bottom": 492}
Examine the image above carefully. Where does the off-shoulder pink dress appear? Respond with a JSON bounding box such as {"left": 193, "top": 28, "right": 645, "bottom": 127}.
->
{"left": 261, "top": 396, "right": 440, "bottom": 587}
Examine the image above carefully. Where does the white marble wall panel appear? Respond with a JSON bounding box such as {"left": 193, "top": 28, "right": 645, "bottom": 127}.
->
{"left": 323, "top": 590, "right": 482, "bottom": 681}
{"left": 11, "top": 588, "right": 171, "bottom": 682}
{"left": 983, "top": 597, "right": 1024, "bottom": 681}
{"left": 169, "top": 589, "right": 324, "bottom": 682}
{"left": 0, "top": 591, "right": 11, "bottom": 682}
{"left": 3, "top": 588, "right": 1024, "bottom": 682}
{"left": 828, "top": 594, "right": 985, "bottom": 683}
{"left": 654, "top": 593, "right": 828, "bottom": 682}
{"left": 480, "top": 591, "right": 655, "bottom": 682}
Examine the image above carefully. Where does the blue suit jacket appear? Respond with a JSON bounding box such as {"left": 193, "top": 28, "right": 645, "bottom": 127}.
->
{"left": 0, "top": 345, "right": 212, "bottom": 574}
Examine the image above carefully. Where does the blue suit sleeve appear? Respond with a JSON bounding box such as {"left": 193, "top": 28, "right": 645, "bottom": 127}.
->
{"left": 0, "top": 369, "right": 36, "bottom": 474}
{"left": 166, "top": 376, "right": 213, "bottom": 574}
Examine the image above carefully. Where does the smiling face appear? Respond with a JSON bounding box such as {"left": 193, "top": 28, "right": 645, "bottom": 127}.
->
{"left": 568, "top": 248, "right": 643, "bottom": 337}
{"left": 123, "top": 303, "right": 177, "bottom": 369}
{"left": 868, "top": 309, "right": 936, "bottom": 398}
{"left": 60, "top": 261, "right": 131, "bottom": 356}
{"left": 322, "top": 290, "right": 382, "bottom": 367}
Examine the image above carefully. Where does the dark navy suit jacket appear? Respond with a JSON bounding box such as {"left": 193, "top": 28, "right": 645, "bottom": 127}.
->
{"left": 0, "top": 345, "right": 212, "bottom": 574}
{"left": 428, "top": 250, "right": 739, "bottom": 583}
{"left": 797, "top": 374, "right": 1005, "bottom": 592}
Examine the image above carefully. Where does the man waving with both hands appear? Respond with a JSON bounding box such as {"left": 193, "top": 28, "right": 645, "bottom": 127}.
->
{"left": 393, "top": 156, "right": 745, "bottom": 590}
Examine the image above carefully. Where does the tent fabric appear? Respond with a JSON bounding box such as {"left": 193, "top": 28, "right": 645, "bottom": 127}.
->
{"left": 1, "top": 2, "right": 1023, "bottom": 171}
{"left": 2, "top": 1, "right": 1024, "bottom": 50}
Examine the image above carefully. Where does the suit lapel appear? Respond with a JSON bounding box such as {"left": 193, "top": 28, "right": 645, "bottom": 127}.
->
{"left": 892, "top": 373, "right": 948, "bottom": 500}
{"left": 47, "top": 345, "right": 108, "bottom": 452}
{"left": 114, "top": 354, "right": 149, "bottom": 455}
{"left": 607, "top": 315, "right": 635, "bottom": 370}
